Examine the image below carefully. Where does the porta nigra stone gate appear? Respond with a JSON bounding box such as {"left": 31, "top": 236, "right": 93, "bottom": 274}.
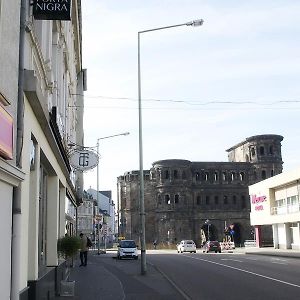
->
{"left": 117, "top": 135, "right": 283, "bottom": 247}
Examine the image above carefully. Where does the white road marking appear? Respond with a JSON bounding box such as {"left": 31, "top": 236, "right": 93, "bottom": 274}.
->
{"left": 221, "top": 258, "right": 243, "bottom": 262}
{"left": 184, "top": 255, "right": 300, "bottom": 288}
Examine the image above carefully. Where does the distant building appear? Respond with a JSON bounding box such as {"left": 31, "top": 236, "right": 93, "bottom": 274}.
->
{"left": 249, "top": 166, "right": 300, "bottom": 250}
{"left": 117, "top": 134, "right": 283, "bottom": 247}
{"left": 77, "top": 191, "right": 95, "bottom": 238}
{"left": 87, "top": 188, "right": 116, "bottom": 243}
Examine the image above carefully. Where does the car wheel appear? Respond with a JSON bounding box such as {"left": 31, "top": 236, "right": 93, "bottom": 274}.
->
{"left": 219, "top": 250, "right": 221, "bottom": 253}
{"left": 206, "top": 250, "right": 209, "bottom": 253}
{"left": 215, "top": 250, "right": 217, "bottom": 253}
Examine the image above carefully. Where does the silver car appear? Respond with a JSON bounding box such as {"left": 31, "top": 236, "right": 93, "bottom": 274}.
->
{"left": 177, "top": 240, "right": 197, "bottom": 253}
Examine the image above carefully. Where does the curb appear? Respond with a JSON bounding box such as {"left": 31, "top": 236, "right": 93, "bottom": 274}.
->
{"left": 147, "top": 262, "right": 191, "bottom": 300}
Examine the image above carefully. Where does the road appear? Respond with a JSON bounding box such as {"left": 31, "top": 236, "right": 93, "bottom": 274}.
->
{"left": 147, "top": 250, "right": 300, "bottom": 300}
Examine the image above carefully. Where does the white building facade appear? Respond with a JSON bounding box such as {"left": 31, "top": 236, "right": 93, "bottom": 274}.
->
{"left": 249, "top": 167, "right": 300, "bottom": 250}
{"left": 0, "top": 1, "right": 25, "bottom": 299}
{"left": 0, "top": 1, "right": 86, "bottom": 299}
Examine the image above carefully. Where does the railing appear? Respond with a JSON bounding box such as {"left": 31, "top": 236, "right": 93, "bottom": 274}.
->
{"left": 271, "top": 203, "right": 300, "bottom": 215}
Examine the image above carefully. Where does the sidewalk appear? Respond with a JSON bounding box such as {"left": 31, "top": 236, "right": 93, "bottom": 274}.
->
{"left": 234, "top": 246, "right": 300, "bottom": 259}
{"left": 55, "top": 250, "right": 185, "bottom": 300}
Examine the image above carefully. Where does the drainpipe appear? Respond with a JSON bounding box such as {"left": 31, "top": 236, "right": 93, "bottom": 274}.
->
{"left": 11, "top": 0, "right": 26, "bottom": 299}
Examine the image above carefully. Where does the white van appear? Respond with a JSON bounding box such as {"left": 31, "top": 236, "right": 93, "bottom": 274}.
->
{"left": 117, "top": 240, "right": 138, "bottom": 260}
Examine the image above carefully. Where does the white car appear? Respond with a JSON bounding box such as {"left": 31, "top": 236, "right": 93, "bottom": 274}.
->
{"left": 117, "top": 240, "right": 138, "bottom": 260}
{"left": 177, "top": 240, "right": 197, "bottom": 253}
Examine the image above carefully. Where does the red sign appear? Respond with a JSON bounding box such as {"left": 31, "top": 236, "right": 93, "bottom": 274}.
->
{"left": 251, "top": 194, "right": 267, "bottom": 211}
{"left": 0, "top": 105, "right": 13, "bottom": 159}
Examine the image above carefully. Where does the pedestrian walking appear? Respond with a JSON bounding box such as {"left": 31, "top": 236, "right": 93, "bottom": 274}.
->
{"left": 79, "top": 233, "right": 88, "bottom": 266}
{"left": 153, "top": 240, "right": 157, "bottom": 250}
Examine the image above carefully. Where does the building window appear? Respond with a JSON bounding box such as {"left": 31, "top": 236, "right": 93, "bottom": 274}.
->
{"left": 269, "top": 145, "right": 273, "bottom": 155}
{"left": 231, "top": 172, "right": 235, "bottom": 181}
{"left": 165, "top": 194, "right": 171, "bottom": 205}
{"left": 205, "top": 172, "right": 209, "bottom": 181}
{"left": 39, "top": 165, "right": 48, "bottom": 275}
{"left": 224, "top": 195, "right": 228, "bottom": 204}
{"left": 251, "top": 148, "right": 256, "bottom": 157}
{"left": 222, "top": 172, "right": 227, "bottom": 181}
{"left": 195, "top": 172, "right": 200, "bottom": 181}
{"left": 262, "top": 170, "right": 266, "bottom": 180}
{"left": 173, "top": 170, "right": 178, "bottom": 179}
{"left": 271, "top": 170, "right": 274, "bottom": 177}
{"left": 240, "top": 172, "right": 245, "bottom": 181}
{"left": 233, "top": 195, "right": 237, "bottom": 204}
{"left": 260, "top": 146, "right": 265, "bottom": 155}
{"left": 241, "top": 195, "right": 246, "bottom": 208}
{"left": 157, "top": 194, "right": 162, "bottom": 205}
{"left": 214, "top": 172, "right": 218, "bottom": 181}
{"left": 196, "top": 195, "right": 201, "bottom": 205}
{"left": 165, "top": 170, "right": 169, "bottom": 179}
{"left": 174, "top": 194, "right": 179, "bottom": 204}
{"left": 214, "top": 196, "right": 219, "bottom": 204}
{"left": 205, "top": 196, "right": 210, "bottom": 205}
{"left": 182, "top": 170, "right": 186, "bottom": 179}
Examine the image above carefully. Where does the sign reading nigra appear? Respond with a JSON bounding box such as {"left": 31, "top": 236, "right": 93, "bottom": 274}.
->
{"left": 33, "top": 0, "right": 72, "bottom": 21}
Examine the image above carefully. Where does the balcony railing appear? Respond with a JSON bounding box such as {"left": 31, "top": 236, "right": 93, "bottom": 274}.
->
{"left": 271, "top": 203, "right": 300, "bottom": 215}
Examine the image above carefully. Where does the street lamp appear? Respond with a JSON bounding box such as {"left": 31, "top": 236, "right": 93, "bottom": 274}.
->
{"left": 95, "top": 132, "right": 130, "bottom": 255}
{"left": 205, "top": 219, "right": 211, "bottom": 241}
{"left": 138, "top": 19, "right": 204, "bottom": 275}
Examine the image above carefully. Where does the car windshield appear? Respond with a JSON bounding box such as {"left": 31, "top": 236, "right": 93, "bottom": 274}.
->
{"left": 120, "top": 240, "right": 136, "bottom": 248}
{"left": 186, "top": 241, "right": 194, "bottom": 244}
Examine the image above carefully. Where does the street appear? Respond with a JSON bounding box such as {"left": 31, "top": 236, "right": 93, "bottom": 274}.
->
{"left": 147, "top": 250, "right": 300, "bottom": 300}
{"left": 68, "top": 249, "right": 300, "bottom": 300}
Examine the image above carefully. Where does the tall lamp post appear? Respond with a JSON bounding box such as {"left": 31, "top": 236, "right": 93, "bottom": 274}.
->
{"left": 205, "top": 219, "right": 211, "bottom": 241}
{"left": 138, "top": 19, "right": 204, "bottom": 275}
{"left": 96, "top": 132, "right": 130, "bottom": 255}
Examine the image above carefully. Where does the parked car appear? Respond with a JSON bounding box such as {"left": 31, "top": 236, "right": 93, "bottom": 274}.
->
{"left": 177, "top": 240, "right": 197, "bottom": 253}
{"left": 117, "top": 240, "right": 138, "bottom": 260}
{"left": 202, "top": 241, "right": 222, "bottom": 253}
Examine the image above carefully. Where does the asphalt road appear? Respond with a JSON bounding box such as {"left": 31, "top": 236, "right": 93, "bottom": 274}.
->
{"left": 147, "top": 250, "right": 300, "bottom": 300}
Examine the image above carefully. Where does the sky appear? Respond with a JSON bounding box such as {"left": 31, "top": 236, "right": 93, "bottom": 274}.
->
{"left": 81, "top": 0, "right": 300, "bottom": 201}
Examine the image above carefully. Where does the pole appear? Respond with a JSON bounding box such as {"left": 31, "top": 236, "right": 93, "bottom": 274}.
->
{"left": 96, "top": 139, "right": 101, "bottom": 255}
{"left": 138, "top": 32, "right": 147, "bottom": 275}
{"left": 137, "top": 19, "right": 203, "bottom": 276}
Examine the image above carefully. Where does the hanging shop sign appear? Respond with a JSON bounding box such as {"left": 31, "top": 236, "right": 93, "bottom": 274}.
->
{"left": 33, "top": 0, "right": 72, "bottom": 21}
{"left": 0, "top": 105, "right": 13, "bottom": 160}
{"left": 69, "top": 149, "right": 99, "bottom": 171}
